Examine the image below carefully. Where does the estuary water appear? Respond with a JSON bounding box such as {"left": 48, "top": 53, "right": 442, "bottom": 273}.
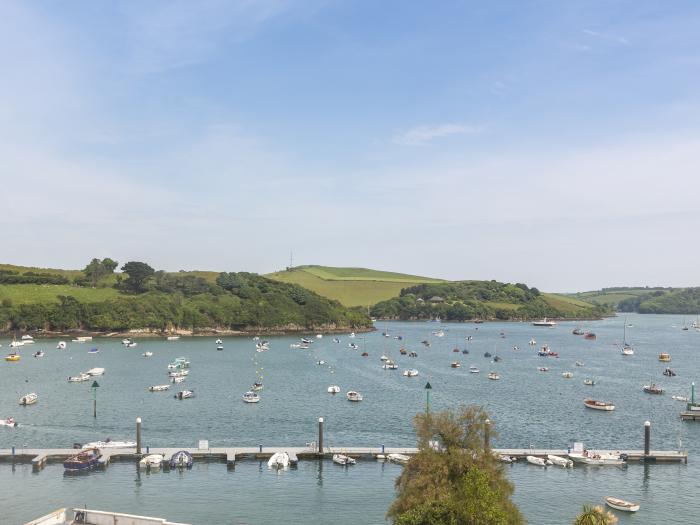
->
{"left": 2, "top": 314, "right": 700, "bottom": 524}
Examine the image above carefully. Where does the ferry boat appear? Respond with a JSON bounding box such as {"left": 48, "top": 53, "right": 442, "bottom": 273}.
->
{"left": 605, "top": 497, "right": 639, "bottom": 513}
{"left": 658, "top": 353, "right": 671, "bottom": 362}
{"left": 242, "top": 391, "right": 260, "bottom": 403}
{"left": 346, "top": 390, "right": 363, "bottom": 402}
{"left": 532, "top": 317, "right": 557, "bottom": 327}
{"left": 170, "top": 450, "right": 193, "bottom": 469}
{"left": 583, "top": 398, "right": 615, "bottom": 411}
{"left": 64, "top": 448, "right": 101, "bottom": 472}
{"left": 19, "top": 393, "right": 38, "bottom": 406}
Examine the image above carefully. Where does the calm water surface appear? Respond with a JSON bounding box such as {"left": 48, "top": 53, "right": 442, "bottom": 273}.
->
{"left": 2, "top": 314, "right": 700, "bottom": 524}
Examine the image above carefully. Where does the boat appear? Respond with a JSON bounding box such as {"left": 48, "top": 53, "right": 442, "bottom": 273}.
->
{"left": 387, "top": 453, "right": 410, "bottom": 464}
{"left": 575, "top": 361, "right": 585, "bottom": 367}
{"left": 300, "top": 338, "right": 312, "bottom": 344}
{"left": 327, "top": 385, "right": 341, "bottom": 394}
{"left": 139, "top": 454, "right": 164, "bottom": 470}
{"left": 562, "top": 371, "right": 573, "bottom": 378}
{"left": 171, "top": 376, "right": 186, "bottom": 383}
{"left": 142, "top": 351, "right": 153, "bottom": 357}
{"left": 663, "top": 367, "right": 676, "bottom": 377}
{"left": 168, "top": 357, "right": 190, "bottom": 369}
{"left": 538, "top": 367, "right": 549, "bottom": 372}
{"left": 9, "top": 340, "right": 24, "bottom": 348}
{"left": 643, "top": 383, "right": 663, "bottom": 395}
{"left": 408, "top": 352, "right": 418, "bottom": 358}
{"left": 379, "top": 355, "right": 389, "bottom": 362}
{"left": 583, "top": 378, "right": 596, "bottom": 386}
{"left": 568, "top": 450, "right": 626, "bottom": 465}
{"left": 672, "top": 395, "right": 690, "bottom": 402}
{"left": 21, "top": 334, "right": 33, "bottom": 341}
{"left": 242, "top": 391, "right": 260, "bottom": 403}
{"left": 432, "top": 330, "right": 445, "bottom": 337}
{"left": 604, "top": 497, "right": 639, "bottom": 513}
{"left": 349, "top": 332, "right": 355, "bottom": 338}
{"left": 584, "top": 332, "right": 596, "bottom": 340}
{"left": 348, "top": 343, "right": 359, "bottom": 350}
{"left": 332, "top": 338, "right": 340, "bottom": 343}
{"left": 72, "top": 336, "right": 92, "bottom": 343}
{"left": 19, "top": 393, "right": 38, "bottom": 406}
{"left": 88, "top": 347, "right": 99, "bottom": 354}
{"left": 251, "top": 381, "right": 264, "bottom": 391}
{"left": 452, "top": 348, "right": 460, "bottom": 353}
{"left": 63, "top": 448, "right": 101, "bottom": 472}
{"left": 572, "top": 328, "right": 584, "bottom": 335}
{"left": 148, "top": 384, "right": 170, "bottom": 392}
{"left": 547, "top": 454, "right": 573, "bottom": 468}
{"left": 528, "top": 338, "right": 537, "bottom": 345}
{"left": 170, "top": 450, "right": 193, "bottom": 469}
{"left": 174, "top": 390, "right": 194, "bottom": 400}
{"left": 421, "top": 340, "right": 431, "bottom": 347}
{"left": 166, "top": 335, "right": 180, "bottom": 341}
{"left": 488, "top": 372, "right": 500, "bottom": 380}
{"left": 583, "top": 399, "right": 615, "bottom": 411}
{"left": 290, "top": 343, "right": 301, "bottom": 348}
{"left": 332, "top": 453, "right": 356, "bottom": 466}
{"left": 382, "top": 360, "right": 398, "bottom": 370}
{"left": 216, "top": 344, "right": 223, "bottom": 351}
{"left": 346, "top": 391, "right": 363, "bottom": 402}
{"left": 0, "top": 417, "right": 18, "bottom": 428}
{"left": 33, "top": 350, "right": 44, "bottom": 358}
{"left": 5, "top": 353, "right": 20, "bottom": 362}
{"left": 86, "top": 367, "right": 105, "bottom": 376}
{"left": 361, "top": 352, "right": 369, "bottom": 357}
{"left": 469, "top": 366, "right": 480, "bottom": 373}
{"left": 462, "top": 349, "right": 469, "bottom": 354}
{"left": 498, "top": 454, "right": 515, "bottom": 463}
{"left": 215, "top": 338, "right": 223, "bottom": 345}
{"left": 56, "top": 341, "right": 67, "bottom": 349}
{"left": 169, "top": 370, "right": 189, "bottom": 377}
{"left": 532, "top": 318, "right": 557, "bottom": 327}
{"left": 400, "top": 348, "right": 407, "bottom": 355}
{"left": 316, "top": 360, "right": 326, "bottom": 365}
{"left": 658, "top": 353, "right": 671, "bottom": 362}
{"left": 267, "top": 452, "right": 290, "bottom": 469}
{"left": 526, "top": 455, "right": 549, "bottom": 467}
{"left": 493, "top": 355, "right": 502, "bottom": 362}
{"left": 121, "top": 338, "right": 131, "bottom": 345}
{"left": 484, "top": 352, "right": 492, "bottom": 358}
{"left": 621, "top": 346, "right": 634, "bottom": 356}
{"left": 68, "top": 373, "right": 91, "bottom": 382}
{"left": 621, "top": 319, "right": 634, "bottom": 355}
{"left": 451, "top": 362, "right": 461, "bottom": 368}
{"left": 81, "top": 440, "right": 136, "bottom": 449}
{"left": 125, "top": 341, "right": 138, "bottom": 348}
{"left": 402, "top": 369, "right": 418, "bottom": 377}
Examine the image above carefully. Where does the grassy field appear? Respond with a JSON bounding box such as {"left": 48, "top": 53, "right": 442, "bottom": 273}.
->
{"left": 0, "top": 284, "right": 121, "bottom": 305}
{"left": 0, "top": 263, "right": 83, "bottom": 279}
{"left": 542, "top": 293, "right": 596, "bottom": 316}
{"left": 297, "top": 265, "right": 444, "bottom": 283}
{"left": 571, "top": 288, "right": 669, "bottom": 307}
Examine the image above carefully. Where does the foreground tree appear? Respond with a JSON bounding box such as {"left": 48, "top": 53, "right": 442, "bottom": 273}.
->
{"left": 120, "top": 261, "right": 155, "bottom": 293}
{"left": 572, "top": 505, "right": 618, "bottom": 525}
{"left": 388, "top": 406, "right": 524, "bottom": 525}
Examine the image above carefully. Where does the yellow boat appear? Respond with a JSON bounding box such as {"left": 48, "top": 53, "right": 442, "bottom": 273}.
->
{"left": 658, "top": 353, "right": 671, "bottom": 362}
{"left": 5, "top": 353, "right": 21, "bottom": 362}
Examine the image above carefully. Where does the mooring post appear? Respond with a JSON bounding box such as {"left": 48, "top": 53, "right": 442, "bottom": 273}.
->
{"left": 644, "top": 420, "right": 651, "bottom": 457}
{"left": 136, "top": 417, "right": 142, "bottom": 454}
{"left": 259, "top": 444, "right": 262, "bottom": 453}
{"left": 11, "top": 446, "right": 15, "bottom": 458}
{"left": 381, "top": 444, "right": 385, "bottom": 454}
{"left": 318, "top": 417, "right": 324, "bottom": 454}
{"left": 484, "top": 419, "right": 491, "bottom": 451}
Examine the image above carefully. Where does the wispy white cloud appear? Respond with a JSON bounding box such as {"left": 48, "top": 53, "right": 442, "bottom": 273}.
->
{"left": 392, "top": 123, "right": 482, "bottom": 146}
{"left": 583, "top": 28, "right": 630, "bottom": 46}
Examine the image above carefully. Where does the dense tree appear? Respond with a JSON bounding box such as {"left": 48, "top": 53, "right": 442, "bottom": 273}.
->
{"left": 388, "top": 406, "right": 524, "bottom": 525}
{"left": 120, "top": 261, "right": 155, "bottom": 293}
{"left": 82, "top": 257, "right": 119, "bottom": 287}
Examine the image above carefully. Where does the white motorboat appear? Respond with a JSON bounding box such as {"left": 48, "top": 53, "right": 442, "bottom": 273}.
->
{"left": 488, "top": 372, "right": 500, "bottom": 380}
{"left": 532, "top": 318, "right": 557, "bottom": 327}
{"left": 267, "top": 451, "right": 290, "bottom": 469}
{"left": 82, "top": 440, "right": 136, "bottom": 449}
{"left": 217, "top": 344, "right": 224, "bottom": 351}
{"left": 569, "top": 451, "right": 626, "bottom": 465}
{"left": 9, "top": 340, "right": 24, "bottom": 348}
{"left": 0, "top": 417, "right": 18, "bottom": 428}
{"left": 387, "top": 453, "right": 410, "bottom": 464}
{"left": 215, "top": 339, "right": 223, "bottom": 345}
{"left": 349, "top": 332, "right": 356, "bottom": 338}
{"left": 166, "top": 335, "right": 180, "bottom": 341}
{"left": 316, "top": 334, "right": 323, "bottom": 339}
{"left": 121, "top": 338, "right": 131, "bottom": 345}
{"left": 584, "top": 399, "right": 615, "bottom": 411}
{"left": 672, "top": 395, "right": 690, "bottom": 402}
{"left": 68, "top": 372, "right": 91, "bottom": 382}
{"left": 529, "top": 338, "right": 537, "bottom": 345}
{"left": 562, "top": 371, "right": 573, "bottom": 378}
{"left": 148, "top": 384, "right": 170, "bottom": 392}
{"left": 547, "top": 454, "right": 573, "bottom": 468}
{"left": 33, "top": 350, "right": 45, "bottom": 358}
{"left": 290, "top": 343, "right": 301, "bottom": 348}
{"left": 498, "top": 454, "right": 515, "bottom": 463}
{"left": 538, "top": 367, "right": 549, "bottom": 372}
{"left": 332, "top": 338, "right": 340, "bottom": 343}
{"left": 56, "top": 341, "right": 67, "bottom": 349}
{"left": 379, "top": 355, "right": 389, "bottom": 362}
{"left": 583, "top": 378, "right": 596, "bottom": 386}
{"left": 86, "top": 367, "right": 105, "bottom": 376}
{"left": 139, "top": 454, "right": 164, "bottom": 470}
{"left": 174, "top": 390, "right": 194, "bottom": 400}
{"left": 142, "top": 351, "right": 153, "bottom": 357}
{"left": 251, "top": 381, "right": 264, "bottom": 392}
{"left": 73, "top": 336, "right": 92, "bottom": 342}
{"left": 348, "top": 343, "right": 358, "bottom": 349}
{"left": 432, "top": 330, "right": 445, "bottom": 338}
{"left": 316, "top": 360, "right": 326, "bottom": 365}
{"left": 332, "top": 454, "right": 356, "bottom": 466}
{"left": 301, "top": 338, "right": 313, "bottom": 344}
{"left": 402, "top": 369, "right": 419, "bottom": 377}
{"left": 327, "top": 385, "right": 341, "bottom": 394}
{"left": 169, "top": 370, "right": 189, "bottom": 377}
{"left": 605, "top": 497, "right": 639, "bottom": 512}
{"left": 171, "top": 376, "right": 186, "bottom": 383}
{"left": 19, "top": 393, "right": 38, "bottom": 406}
{"left": 21, "top": 335, "right": 33, "bottom": 341}
{"left": 242, "top": 391, "right": 260, "bottom": 403}
{"left": 382, "top": 360, "right": 398, "bottom": 370}
{"left": 575, "top": 361, "right": 584, "bottom": 367}
{"left": 469, "top": 366, "right": 480, "bottom": 373}
{"left": 346, "top": 391, "right": 363, "bottom": 402}
{"left": 450, "top": 362, "right": 461, "bottom": 368}
{"left": 526, "top": 455, "right": 550, "bottom": 467}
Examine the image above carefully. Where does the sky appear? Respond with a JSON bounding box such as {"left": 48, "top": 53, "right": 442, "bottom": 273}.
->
{"left": 1, "top": 1, "right": 700, "bottom": 292}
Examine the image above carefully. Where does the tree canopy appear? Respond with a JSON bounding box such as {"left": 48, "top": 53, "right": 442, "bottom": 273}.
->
{"left": 120, "top": 261, "right": 155, "bottom": 293}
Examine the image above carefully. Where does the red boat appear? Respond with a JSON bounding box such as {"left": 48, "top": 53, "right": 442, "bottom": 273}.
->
{"left": 584, "top": 332, "right": 597, "bottom": 340}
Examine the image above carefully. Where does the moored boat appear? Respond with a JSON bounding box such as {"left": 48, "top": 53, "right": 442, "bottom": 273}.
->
{"left": 469, "top": 366, "right": 480, "bottom": 373}
{"left": 643, "top": 383, "right": 663, "bottom": 395}
{"left": 332, "top": 453, "right": 356, "bottom": 466}
{"left": 402, "top": 369, "right": 419, "bottom": 377}
{"left": 170, "top": 450, "right": 193, "bottom": 469}
{"left": 139, "top": 454, "right": 164, "bottom": 470}
{"left": 562, "top": 371, "right": 573, "bottom": 378}
{"left": 242, "top": 391, "right": 260, "bottom": 403}
{"left": 174, "top": 390, "right": 194, "bottom": 400}
{"left": 387, "top": 453, "right": 410, "bottom": 464}
{"left": 584, "top": 332, "right": 596, "bottom": 340}
{"left": 171, "top": 375, "right": 186, "bottom": 383}
{"left": 33, "top": 350, "right": 44, "bottom": 358}
{"left": 663, "top": 367, "right": 676, "bottom": 377}
{"left": 488, "top": 372, "right": 500, "bottom": 380}
{"left": 86, "top": 367, "right": 105, "bottom": 376}
{"left": 56, "top": 341, "right": 67, "bottom": 349}
{"left": 583, "top": 378, "right": 596, "bottom": 386}
{"left": 604, "top": 497, "right": 639, "bottom": 513}
{"left": 148, "top": 384, "right": 170, "bottom": 392}
{"left": 81, "top": 440, "right": 136, "bottom": 449}
{"left": 658, "top": 352, "right": 671, "bottom": 362}
{"left": 532, "top": 318, "right": 557, "bottom": 327}
{"left": 451, "top": 361, "right": 461, "bottom": 368}
{"left": 327, "top": 385, "right": 341, "bottom": 394}
{"left": 584, "top": 399, "right": 615, "bottom": 411}
{"left": 19, "top": 393, "right": 38, "bottom": 406}
{"left": 569, "top": 450, "right": 626, "bottom": 465}
{"left": 526, "top": 455, "right": 549, "bottom": 466}
{"left": 267, "top": 451, "right": 290, "bottom": 469}
{"left": 5, "top": 353, "right": 20, "bottom": 362}
{"left": 547, "top": 454, "right": 573, "bottom": 468}
{"left": 142, "top": 351, "right": 154, "bottom": 357}
{"left": 166, "top": 335, "right": 180, "bottom": 341}
{"left": 346, "top": 390, "right": 363, "bottom": 402}
{"left": 68, "top": 372, "right": 91, "bottom": 382}
{"left": 64, "top": 448, "right": 101, "bottom": 472}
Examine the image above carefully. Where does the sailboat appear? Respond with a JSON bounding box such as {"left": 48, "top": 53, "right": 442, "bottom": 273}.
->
{"left": 621, "top": 318, "right": 634, "bottom": 355}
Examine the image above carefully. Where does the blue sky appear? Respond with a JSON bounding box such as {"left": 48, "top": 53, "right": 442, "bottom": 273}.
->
{"left": 1, "top": 1, "right": 700, "bottom": 291}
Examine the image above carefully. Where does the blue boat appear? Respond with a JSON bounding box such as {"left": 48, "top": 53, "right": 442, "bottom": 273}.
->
{"left": 88, "top": 347, "right": 99, "bottom": 354}
{"left": 64, "top": 448, "right": 101, "bottom": 472}
{"left": 170, "top": 450, "right": 193, "bottom": 469}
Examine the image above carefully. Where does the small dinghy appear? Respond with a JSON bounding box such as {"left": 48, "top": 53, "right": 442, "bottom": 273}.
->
{"left": 562, "top": 371, "right": 573, "bottom": 378}
{"left": 526, "top": 455, "right": 550, "bottom": 467}
{"left": 469, "top": 366, "right": 480, "bottom": 373}
{"left": 174, "top": 390, "right": 194, "bottom": 400}
{"left": 488, "top": 372, "right": 500, "bottom": 380}
{"left": 583, "top": 378, "right": 596, "bottom": 386}
{"left": 0, "top": 417, "right": 18, "bottom": 428}
{"left": 57, "top": 341, "right": 67, "bottom": 349}
{"left": 170, "top": 450, "right": 193, "bottom": 469}
{"left": 332, "top": 454, "right": 356, "bottom": 466}
{"left": 387, "top": 453, "right": 410, "bottom": 464}
{"left": 547, "top": 454, "right": 573, "bottom": 468}
{"left": 604, "top": 497, "right": 639, "bottom": 513}
{"left": 148, "top": 384, "right": 170, "bottom": 392}
{"left": 68, "top": 372, "right": 91, "bottom": 382}
{"left": 242, "top": 391, "right": 260, "bottom": 403}
{"left": 327, "top": 385, "right": 341, "bottom": 394}
{"left": 451, "top": 362, "right": 461, "bottom": 368}
{"left": 346, "top": 391, "right": 363, "bottom": 402}
{"left": 139, "top": 454, "right": 163, "bottom": 470}
{"left": 267, "top": 452, "right": 290, "bottom": 469}
{"left": 33, "top": 351, "right": 45, "bottom": 358}
{"left": 142, "top": 351, "right": 154, "bottom": 358}
{"left": 19, "top": 393, "right": 38, "bottom": 406}
{"left": 402, "top": 369, "right": 419, "bottom": 377}
{"left": 538, "top": 367, "right": 549, "bottom": 372}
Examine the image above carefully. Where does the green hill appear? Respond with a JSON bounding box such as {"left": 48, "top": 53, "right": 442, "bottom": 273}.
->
{"left": 266, "top": 265, "right": 444, "bottom": 307}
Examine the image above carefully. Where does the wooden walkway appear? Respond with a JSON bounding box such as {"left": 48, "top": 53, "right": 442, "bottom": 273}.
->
{"left": 0, "top": 445, "right": 687, "bottom": 471}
